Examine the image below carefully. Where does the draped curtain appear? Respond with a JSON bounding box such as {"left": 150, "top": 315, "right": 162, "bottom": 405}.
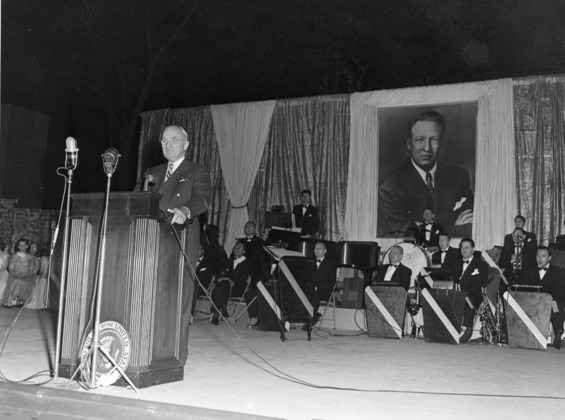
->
{"left": 514, "top": 76, "right": 565, "bottom": 244}
{"left": 211, "top": 101, "right": 275, "bottom": 253}
{"left": 138, "top": 107, "right": 230, "bottom": 244}
{"left": 248, "top": 95, "right": 350, "bottom": 241}
{"left": 347, "top": 79, "right": 516, "bottom": 250}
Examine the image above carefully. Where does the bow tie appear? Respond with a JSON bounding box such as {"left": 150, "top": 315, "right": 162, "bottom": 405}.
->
{"left": 539, "top": 267, "right": 548, "bottom": 271}
{"left": 441, "top": 250, "right": 447, "bottom": 254}
{"left": 463, "top": 260, "right": 470, "bottom": 265}
{"left": 425, "top": 222, "right": 432, "bottom": 226}
{"left": 316, "top": 259, "right": 322, "bottom": 263}
{"left": 390, "top": 264, "right": 398, "bottom": 268}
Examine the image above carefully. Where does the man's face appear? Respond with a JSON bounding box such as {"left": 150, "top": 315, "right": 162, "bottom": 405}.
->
{"left": 300, "top": 193, "right": 311, "bottom": 206}
{"left": 161, "top": 126, "right": 188, "bottom": 162}
{"left": 423, "top": 209, "right": 434, "bottom": 223}
{"left": 438, "top": 235, "right": 449, "bottom": 250}
{"left": 512, "top": 229, "right": 524, "bottom": 244}
{"left": 460, "top": 241, "right": 474, "bottom": 260}
{"left": 536, "top": 249, "right": 551, "bottom": 268}
{"left": 514, "top": 218, "right": 525, "bottom": 229}
{"left": 17, "top": 241, "right": 28, "bottom": 253}
{"left": 407, "top": 120, "right": 442, "bottom": 171}
{"left": 244, "top": 223, "right": 255, "bottom": 237}
{"left": 233, "top": 243, "right": 245, "bottom": 258}
{"left": 314, "top": 243, "right": 326, "bottom": 260}
{"left": 389, "top": 247, "right": 403, "bottom": 264}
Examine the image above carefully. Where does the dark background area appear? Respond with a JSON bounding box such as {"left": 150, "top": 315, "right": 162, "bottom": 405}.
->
{"left": 2, "top": 0, "right": 565, "bottom": 208}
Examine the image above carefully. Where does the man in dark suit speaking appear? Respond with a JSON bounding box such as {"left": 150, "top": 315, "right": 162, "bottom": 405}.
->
{"left": 143, "top": 125, "right": 212, "bottom": 367}
{"left": 377, "top": 111, "right": 474, "bottom": 237}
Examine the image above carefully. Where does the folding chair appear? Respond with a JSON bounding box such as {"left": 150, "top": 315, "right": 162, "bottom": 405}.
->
{"left": 194, "top": 276, "right": 216, "bottom": 320}
{"left": 317, "top": 289, "right": 338, "bottom": 330}
{"left": 227, "top": 275, "right": 253, "bottom": 323}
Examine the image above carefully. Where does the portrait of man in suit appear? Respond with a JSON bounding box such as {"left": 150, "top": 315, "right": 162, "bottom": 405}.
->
{"left": 377, "top": 105, "right": 476, "bottom": 238}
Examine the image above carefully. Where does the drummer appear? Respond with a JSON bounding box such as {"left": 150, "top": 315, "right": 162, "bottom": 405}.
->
{"left": 373, "top": 245, "right": 412, "bottom": 291}
{"left": 413, "top": 207, "right": 444, "bottom": 250}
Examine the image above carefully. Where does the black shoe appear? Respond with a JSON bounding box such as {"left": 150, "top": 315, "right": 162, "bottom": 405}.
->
{"left": 460, "top": 327, "right": 473, "bottom": 344}
{"left": 211, "top": 313, "right": 219, "bottom": 326}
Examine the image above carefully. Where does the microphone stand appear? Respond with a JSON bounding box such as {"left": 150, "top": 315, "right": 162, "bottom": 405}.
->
{"left": 54, "top": 163, "right": 75, "bottom": 379}
{"left": 68, "top": 149, "right": 137, "bottom": 391}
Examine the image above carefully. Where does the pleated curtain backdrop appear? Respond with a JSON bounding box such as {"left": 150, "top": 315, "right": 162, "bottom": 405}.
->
{"left": 514, "top": 76, "right": 565, "bottom": 244}
{"left": 248, "top": 95, "right": 350, "bottom": 241}
{"left": 211, "top": 101, "right": 275, "bottom": 254}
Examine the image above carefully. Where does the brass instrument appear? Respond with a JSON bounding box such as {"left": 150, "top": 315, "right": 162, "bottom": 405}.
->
{"left": 478, "top": 285, "right": 499, "bottom": 344}
{"left": 512, "top": 234, "right": 523, "bottom": 279}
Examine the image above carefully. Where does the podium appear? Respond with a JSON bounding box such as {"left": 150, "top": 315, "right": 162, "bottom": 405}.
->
{"left": 58, "top": 192, "right": 186, "bottom": 388}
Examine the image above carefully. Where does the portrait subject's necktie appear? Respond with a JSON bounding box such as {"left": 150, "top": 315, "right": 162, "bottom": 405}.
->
{"left": 426, "top": 172, "right": 434, "bottom": 192}
{"left": 165, "top": 162, "right": 174, "bottom": 182}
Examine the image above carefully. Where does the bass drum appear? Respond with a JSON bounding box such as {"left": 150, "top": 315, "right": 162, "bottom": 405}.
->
{"left": 382, "top": 242, "right": 431, "bottom": 290}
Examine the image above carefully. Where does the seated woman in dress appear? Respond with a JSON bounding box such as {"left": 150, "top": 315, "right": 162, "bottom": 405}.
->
{"left": 4, "top": 238, "right": 38, "bottom": 308}
{"left": 0, "top": 238, "right": 10, "bottom": 304}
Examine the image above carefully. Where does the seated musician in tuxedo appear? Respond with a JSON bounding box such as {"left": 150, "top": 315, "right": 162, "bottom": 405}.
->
{"left": 430, "top": 233, "right": 462, "bottom": 279}
{"left": 414, "top": 207, "right": 444, "bottom": 249}
{"left": 373, "top": 245, "right": 412, "bottom": 291}
{"left": 191, "top": 225, "right": 228, "bottom": 317}
{"left": 239, "top": 221, "right": 265, "bottom": 328}
{"left": 210, "top": 242, "right": 251, "bottom": 325}
{"left": 292, "top": 189, "right": 320, "bottom": 236}
{"left": 517, "top": 246, "right": 565, "bottom": 349}
{"left": 503, "top": 215, "right": 537, "bottom": 246}
{"left": 309, "top": 241, "right": 337, "bottom": 327}
{"left": 500, "top": 227, "right": 537, "bottom": 290}
{"left": 455, "top": 238, "right": 490, "bottom": 343}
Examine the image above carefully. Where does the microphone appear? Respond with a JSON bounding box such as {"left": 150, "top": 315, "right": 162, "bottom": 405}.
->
{"left": 101, "top": 148, "right": 121, "bottom": 175}
{"left": 65, "top": 137, "right": 78, "bottom": 170}
{"left": 143, "top": 173, "right": 159, "bottom": 191}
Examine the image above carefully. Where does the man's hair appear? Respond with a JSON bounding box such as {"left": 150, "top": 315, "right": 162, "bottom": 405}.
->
{"left": 439, "top": 233, "right": 451, "bottom": 240}
{"left": 514, "top": 215, "right": 526, "bottom": 223}
{"left": 163, "top": 125, "right": 188, "bottom": 141}
{"left": 407, "top": 111, "right": 445, "bottom": 138}
{"left": 537, "top": 245, "right": 552, "bottom": 256}
{"left": 315, "top": 241, "right": 327, "bottom": 250}
{"left": 459, "top": 237, "right": 475, "bottom": 248}
{"left": 391, "top": 245, "right": 404, "bottom": 255}
{"left": 300, "top": 189, "right": 311, "bottom": 196}
{"left": 423, "top": 207, "right": 434, "bottom": 213}
{"left": 513, "top": 227, "right": 525, "bottom": 234}
{"left": 245, "top": 221, "right": 256, "bottom": 228}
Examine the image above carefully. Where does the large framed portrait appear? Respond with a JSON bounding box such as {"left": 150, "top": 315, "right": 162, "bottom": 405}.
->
{"left": 376, "top": 102, "right": 478, "bottom": 238}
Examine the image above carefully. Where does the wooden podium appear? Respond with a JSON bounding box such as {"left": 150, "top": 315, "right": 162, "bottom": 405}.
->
{"left": 58, "top": 192, "right": 186, "bottom": 388}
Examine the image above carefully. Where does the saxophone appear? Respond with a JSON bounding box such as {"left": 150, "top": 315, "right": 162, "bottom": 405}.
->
{"left": 478, "top": 285, "right": 499, "bottom": 344}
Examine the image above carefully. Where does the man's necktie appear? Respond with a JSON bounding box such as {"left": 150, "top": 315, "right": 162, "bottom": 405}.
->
{"left": 426, "top": 172, "right": 434, "bottom": 192}
{"left": 165, "top": 162, "right": 173, "bottom": 182}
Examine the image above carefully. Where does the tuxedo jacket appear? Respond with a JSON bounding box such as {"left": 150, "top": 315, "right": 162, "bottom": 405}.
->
{"left": 293, "top": 204, "right": 320, "bottom": 235}
{"left": 518, "top": 265, "right": 565, "bottom": 302}
{"left": 238, "top": 235, "right": 265, "bottom": 285}
{"left": 313, "top": 257, "right": 337, "bottom": 301}
{"left": 377, "top": 161, "right": 473, "bottom": 236}
{"left": 218, "top": 257, "right": 251, "bottom": 297}
{"left": 414, "top": 222, "right": 444, "bottom": 247}
{"left": 454, "top": 256, "right": 490, "bottom": 305}
{"left": 500, "top": 232, "right": 537, "bottom": 274}
{"left": 196, "top": 244, "right": 228, "bottom": 286}
{"left": 373, "top": 263, "right": 412, "bottom": 291}
{"left": 431, "top": 246, "right": 462, "bottom": 276}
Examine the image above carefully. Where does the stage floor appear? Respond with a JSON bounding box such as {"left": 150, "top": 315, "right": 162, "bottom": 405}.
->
{"left": 0, "top": 307, "right": 564, "bottom": 419}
